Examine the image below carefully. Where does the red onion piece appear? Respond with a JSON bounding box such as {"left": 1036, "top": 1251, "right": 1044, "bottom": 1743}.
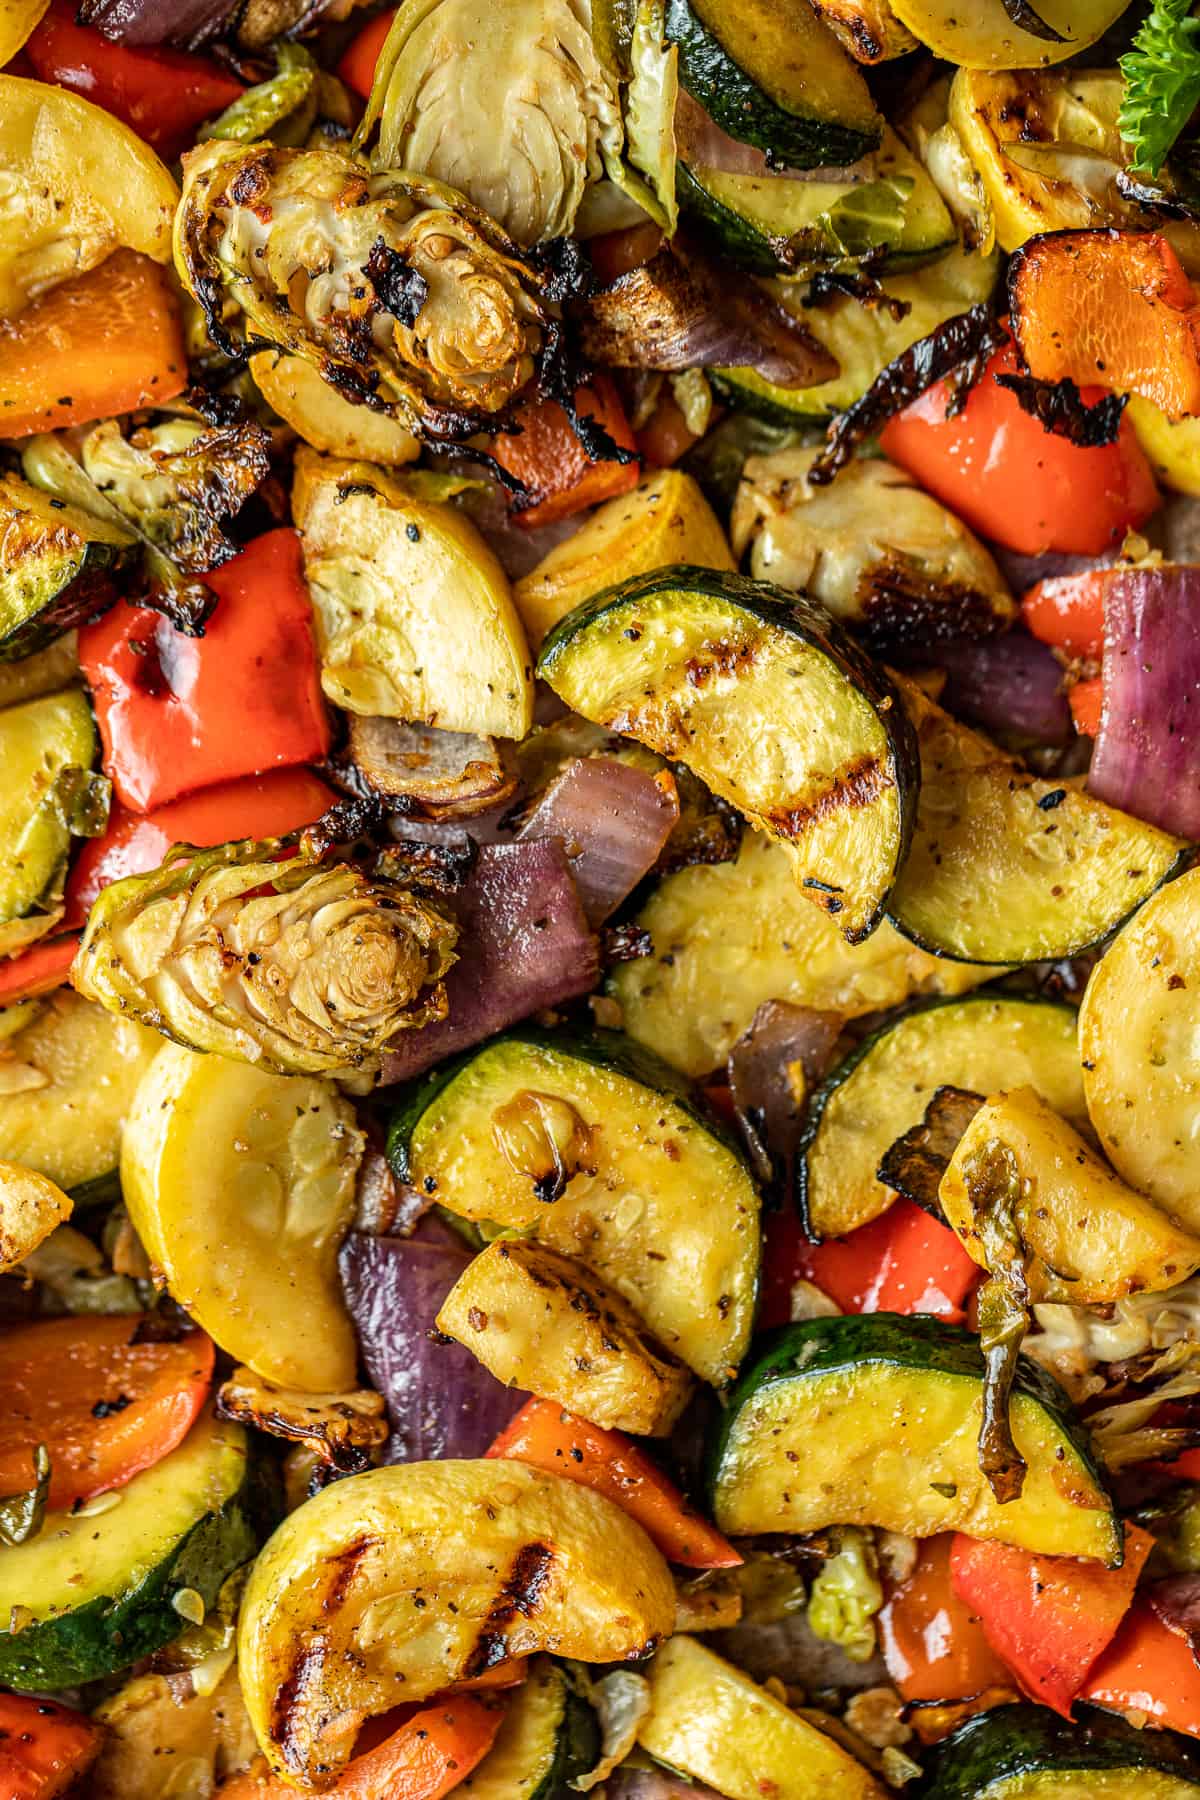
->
{"left": 608, "top": 1773, "right": 726, "bottom": 1800}
{"left": 380, "top": 840, "right": 600, "bottom": 1083}
{"left": 727, "top": 999, "right": 842, "bottom": 1186}
{"left": 339, "top": 1227, "right": 525, "bottom": 1463}
{"left": 1089, "top": 565, "right": 1200, "bottom": 837}
{"left": 516, "top": 757, "right": 680, "bottom": 926}
{"left": 932, "top": 631, "right": 1072, "bottom": 745}
{"left": 1145, "top": 1574, "right": 1200, "bottom": 1654}
{"left": 78, "top": 0, "right": 238, "bottom": 44}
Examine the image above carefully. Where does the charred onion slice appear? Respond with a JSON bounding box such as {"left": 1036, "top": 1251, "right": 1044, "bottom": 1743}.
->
{"left": 349, "top": 716, "right": 516, "bottom": 819}
{"left": 237, "top": 1459, "right": 675, "bottom": 1786}
{"left": 538, "top": 565, "right": 918, "bottom": 943}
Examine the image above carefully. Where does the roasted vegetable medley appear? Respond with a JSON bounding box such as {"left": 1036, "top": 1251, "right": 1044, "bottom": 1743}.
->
{"left": 9, "top": 0, "right": 1200, "bottom": 1794}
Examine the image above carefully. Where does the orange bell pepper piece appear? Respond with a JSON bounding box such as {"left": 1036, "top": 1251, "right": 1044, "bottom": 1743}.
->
{"left": 488, "top": 1398, "right": 741, "bottom": 1568}
{"left": 337, "top": 8, "right": 397, "bottom": 100}
{"left": 0, "top": 249, "right": 186, "bottom": 439}
{"left": 878, "top": 1534, "right": 1012, "bottom": 1704}
{"left": 1084, "top": 1599, "right": 1200, "bottom": 1738}
{"left": 1068, "top": 674, "right": 1104, "bottom": 737}
{"left": 218, "top": 1698, "right": 502, "bottom": 1800}
{"left": 0, "top": 934, "right": 80, "bottom": 1005}
{"left": 0, "top": 1692, "right": 100, "bottom": 1800}
{"left": 950, "top": 1523, "right": 1154, "bottom": 1717}
{"left": 490, "top": 375, "right": 641, "bottom": 529}
{"left": 1010, "top": 229, "right": 1200, "bottom": 420}
{"left": 0, "top": 1316, "right": 213, "bottom": 1511}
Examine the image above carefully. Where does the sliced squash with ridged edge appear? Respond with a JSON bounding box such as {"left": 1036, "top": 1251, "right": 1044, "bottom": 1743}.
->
{"left": 608, "top": 831, "right": 1000, "bottom": 1079}
{"left": 0, "top": 1410, "right": 267, "bottom": 1691}
{"left": 638, "top": 1635, "right": 886, "bottom": 1800}
{"left": 709, "top": 1314, "right": 1121, "bottom": 1563}
{"left": 938, "top": 1086, "right": 1200, "bottom": 1304}
{"left": 237, "top": 1459, "right": 675, "bottom": 1786}
{"left": 888, "top": 677, "right": 1187, "bottom": 964}
{"left": 664, "top": 0, "right": 880, "bottom": 170}
{"left": 388, "top": 1024, "right": 759, "bottom": 1387}
{"left": 799, "top": 994, "right": 1085, "bottom": 1241}
{"left": 538, "top": 566, "right": 919, "bottom": 943}
{"left": 1080, "top": 868, "right": 1200, "bottom": 1229}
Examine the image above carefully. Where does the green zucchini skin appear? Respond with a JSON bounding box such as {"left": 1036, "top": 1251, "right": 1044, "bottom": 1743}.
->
{"left": 386, "top": 1022, "right": 743, "bottom": 1183}
{"left": 540, "top": 1681, "right": 601, "bottom": 1799}
{"left": 919, "top": 1704, "right": 1200, "bottom": 1797}
{"left": 537, "top": 564, "right": 921, "bottom": 945}
{"left": 707, "top": 1313, "right": 1115, "bottom": 1549}
{"left": 676, "top": 163, "right": 784, "bottom": 275}
{"left": 794, "top": 992, "right": 1081, "bottom": 1240}
{"left": 0, "top": 1450, "right": 276, "bottom": 1692}
{"left": 664, "top": 0, "right": 879, "bottom": 169}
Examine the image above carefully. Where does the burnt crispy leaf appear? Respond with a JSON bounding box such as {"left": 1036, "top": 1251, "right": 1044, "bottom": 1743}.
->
{"left": 802, "top": 267, "right": 912, "bottom": 321}
{"left": 1001, "top": 0, "right": 1067, "bottom": 41}
{"left": 994, "top": 373, "right": 1128, "bottom": 446}
{"left": 809, "top": 304, "right": 1006, "bottom": 484}
{"left": 876, "top": 1085, "right": 985, "bottom": 1213}
{"left": 216, "top": 1367, "right": 388, "bottom": 1475}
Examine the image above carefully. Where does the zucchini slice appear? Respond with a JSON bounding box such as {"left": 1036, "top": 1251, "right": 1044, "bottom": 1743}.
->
{"left": 458, "top": 1657, "right": 599, "bottom": 1800}
{"left": 537, "top": 566, "right": 919, "bottom": 943}
{"left": 638, "top": 1635, "right": 887, "bottom": 1800}
{"left": 679, "top": 129, "right": 954, "bottom": 276}
{"left": 237, "top": 1460, "right": 675, "bottom": 1786}
{"left": 0, "top": 1410, "right": 264, "bottom": 1691}
{"left": 1080, "top": 868, "right": 1200, "bottom": 1227}
{"left": 887, "top": 0, "right": 1128, "bottom": 71}
{"left": 935, "top": 1085, "right": 1200, "bottom": 1304}
{"left": 0, "top": 474, "right": 130, "bottom": 661}
{"left": 922, "top": 1703, "right": 1200, "bottom": 1799}
{"left": 512, "top": 469, "right": 734, "bottom": 651}
{"left": 713, "top": 242, "right": 1000, "bottom": 424}
{"left": 436, "top": 1240, "right": 694, "bottom": 1436}
{"left": 0, "top": 687, "right": 98, "bottom": 953}
{"left": 0, "top": 990, "right": 161, "bottom": 1195}
{"left": 799, "top": 995, "right": 1085, "bottom": 1240}
{"left": 608, "top": 832, "right": 999, "bottom": 1079}
{"left": 293, "top": 448, "right": 534, "bottom": 740}
{"left": 388, "top": 1025, "right": 759, "bottom": 1387}
{"left": 121, "top": 1042, "right": 363, "bottom": 1394}
{"left": 709, "top": 1314, "right": 1120, "bottom": 1562}
{"left": 664, "top": 0, "right": 881, "bottom": 170}
{"left": 888, "top": 678, "right": 1186, "bottom": 964}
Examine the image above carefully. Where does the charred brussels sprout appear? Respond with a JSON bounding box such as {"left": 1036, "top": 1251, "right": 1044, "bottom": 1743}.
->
{"left": 356, "top": 0, "right": 624, "bottom": 246}
{"left": 72, "top": 842, "right": 458, "bottom": 1080}
{"left": 174, "top": 141, "right": 550, "bottom": 441}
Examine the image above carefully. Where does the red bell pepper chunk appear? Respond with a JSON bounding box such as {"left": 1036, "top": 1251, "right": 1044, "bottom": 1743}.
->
{"left": 761, "top": 1199, "right": 979, "bottom": 1330}
{"left": 65, "top": 768, "right": 336, "bottom": 927}
{"left": 1084, "top": 1599, "right": 1200, "bottom": 1739}
{"left": 880, "top": 338, "right": 1160, "bottom": 557}
{"left": 879, "top": 1534, "right": 1012, "bottom": 1704}
{"left": 0, "top": 934, "right": 80, "bottom": 1006}
{"left": 79, "top": 530, "right": 330, "bottom": 813}
{"left": 1010, "top": 230, "right": 1200, "bottom": 422}
{"left": 1021, "top": 570, "right": 1109, "bottom": 662}
{"left": 338, "top": 7, "right": 397, "bottom": 99}
{"left": 1068, "top": 674, "right": 1104, "bottom": 738}
{"left": 488, "top": 1398, "right": 741, "bottom": 1569}
{"left": 950, "top": 1523, "right": 1154, "bottom": 1717}
{"left": 0, "top": 1691, "right": 100, "bottom": 1800}
{"left": 490, "top": 375, "right": 641, "bottom": 530}
{"left": 25, "top": 1, "right": 244, "bottom": 159}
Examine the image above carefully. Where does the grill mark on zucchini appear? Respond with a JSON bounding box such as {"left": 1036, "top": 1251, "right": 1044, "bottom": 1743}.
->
{"left": 465, "top": 1541, "right": 557, "bottom": 1676}
{"left": 764, "top": 752, "right": 889, "bottom": 837}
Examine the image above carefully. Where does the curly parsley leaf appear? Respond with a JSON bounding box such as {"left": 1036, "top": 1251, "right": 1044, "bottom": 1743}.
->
{"left": 1119, "top": 0, "right": 1200, "bottom": 177}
